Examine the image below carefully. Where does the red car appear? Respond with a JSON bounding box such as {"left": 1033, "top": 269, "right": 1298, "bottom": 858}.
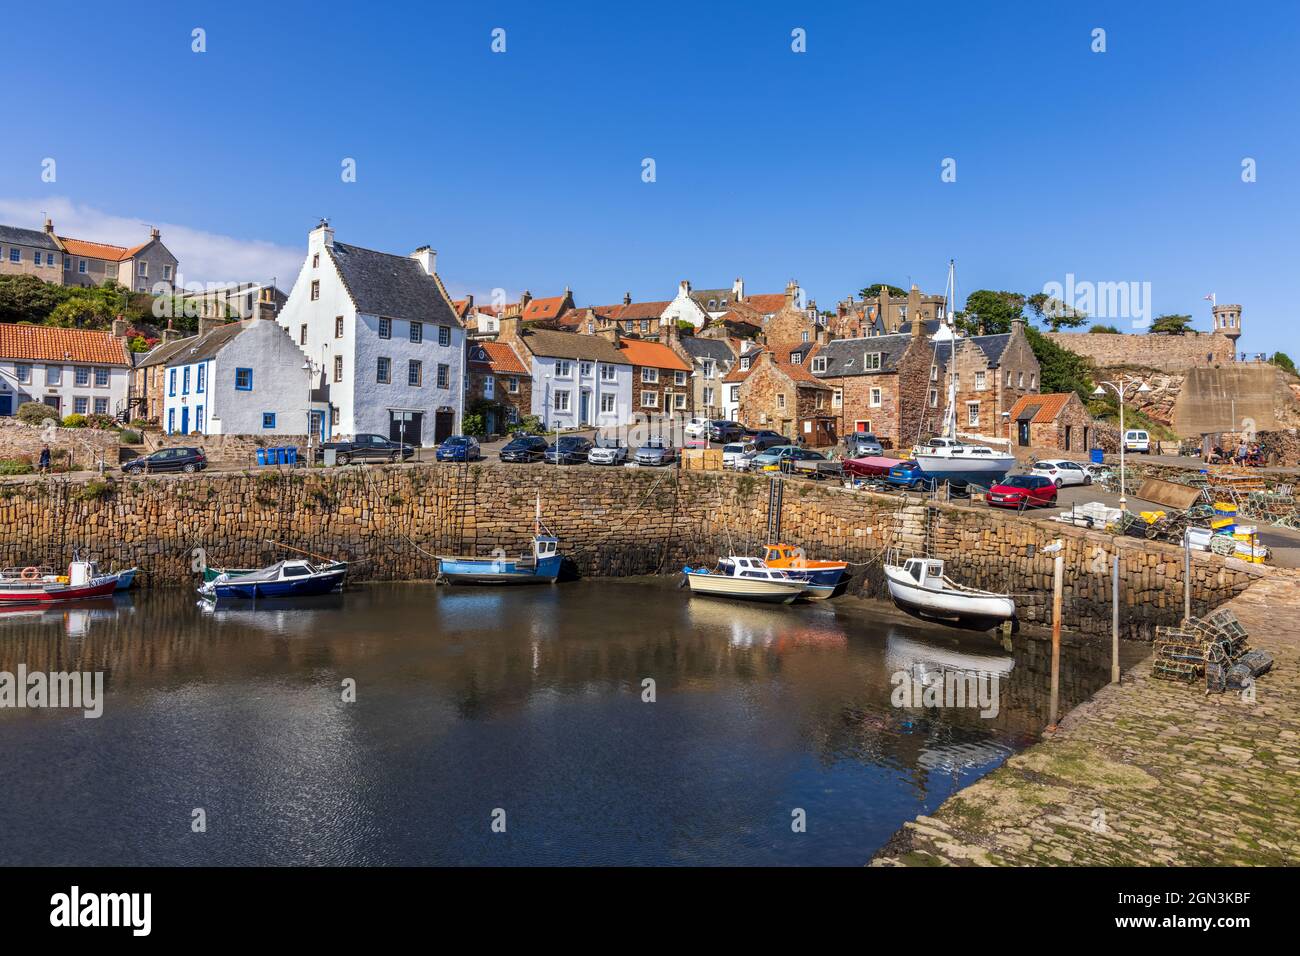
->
{"left": 987, "top": 474, "right": 1057, "bottom": 509}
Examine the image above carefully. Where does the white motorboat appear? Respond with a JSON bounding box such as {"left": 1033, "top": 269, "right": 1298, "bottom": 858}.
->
{"left": 884, "top": 557, "right": 1015, "bottom": 628}
{"left": 682, "top": 556, "right": 813, "bottom": 604}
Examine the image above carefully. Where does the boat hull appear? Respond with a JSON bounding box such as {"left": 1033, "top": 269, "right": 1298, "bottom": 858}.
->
{"left": 912, "top": 454, "right": 1014, "bottom": 486}
{"left": 437, "top": 554, "right": 562, "bottom": 584}
{"left": 684, "top": 572, "right": 804, "bottom": 604}
{"left": 113, "top": 568, "right": 138, "bottom": 591}
{"left": 208, "top": 567, "right": 347, "bottom": 599}
{"left": 0, "top": 578, "right": 120, "bottom": 605}
{"left": 884, "top": 566, "right": 1015, "bottom": 626}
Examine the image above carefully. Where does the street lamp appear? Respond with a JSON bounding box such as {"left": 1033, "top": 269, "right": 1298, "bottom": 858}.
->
{"left": 1092, "top": 376, "right": 1151, "bottom": 511}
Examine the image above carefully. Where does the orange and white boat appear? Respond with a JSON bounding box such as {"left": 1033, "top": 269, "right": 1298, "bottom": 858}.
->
{"left": 760, "top": 544, "right": 847, "bottom": 588}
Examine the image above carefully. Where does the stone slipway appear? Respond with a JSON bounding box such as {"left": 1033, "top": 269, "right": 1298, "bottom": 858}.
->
{"left": 872, "top": 567, "right": 1300, "bottom": 866}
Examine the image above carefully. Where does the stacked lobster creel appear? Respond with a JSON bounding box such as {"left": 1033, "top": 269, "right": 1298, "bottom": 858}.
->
{"left": 1151, "top": 608, "right": 1272, "bottom": 693}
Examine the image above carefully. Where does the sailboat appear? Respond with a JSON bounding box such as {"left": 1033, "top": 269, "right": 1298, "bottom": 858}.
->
{"left": 911, "top": 260, "right": 1017, "bottom": 487}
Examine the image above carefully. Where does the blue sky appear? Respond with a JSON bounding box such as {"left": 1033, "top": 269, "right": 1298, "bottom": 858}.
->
{"left": 1, "top": 0, "right": 1296, "bottom": 353}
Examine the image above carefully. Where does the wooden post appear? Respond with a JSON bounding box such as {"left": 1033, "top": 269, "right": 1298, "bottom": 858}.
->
{"left": 1183, "top": 531, "right": 1192, "bottom": 623}
{"left": 1111, "top": 553, "right": 1120, "bottom": 684}
{"left": 1048, "top": 542, "right": 1064, "bottom": 730}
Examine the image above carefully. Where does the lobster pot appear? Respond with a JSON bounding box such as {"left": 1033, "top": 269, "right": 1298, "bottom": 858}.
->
{"left": 1227, "top": 650, "right": 1274, "bottom": 688}
{"left": 1205, "top": 662, "right": 1227, "bottom": 694}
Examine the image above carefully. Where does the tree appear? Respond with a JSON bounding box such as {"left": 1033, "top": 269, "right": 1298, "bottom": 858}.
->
{"left": 959, "top": 289, "right": 1026, "bottom": 335}
{"left": 1027, "top": 290, "right": 1088, "bottom": 331}
{"left": 858, "top": 283, "right": 906, "bottom": 299}
{"left": 1088, "top": 323, "right": 1120, "bottom": 334}
{"left": 1024, "top": 327, "right": 1093, "bottom": 400}
{"left": 0, "top": 274, "right": 68, "bottom": 324}
{"left": 1271, "top": 351, "right": 1297, "bottom": 376}
{"left": 1149, "top": 313, "right": 1194, "bottom": 335}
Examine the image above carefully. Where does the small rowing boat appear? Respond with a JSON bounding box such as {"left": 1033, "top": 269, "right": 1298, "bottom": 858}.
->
{"left": 883, "top": 557, "right": 1015, "bottom": 629}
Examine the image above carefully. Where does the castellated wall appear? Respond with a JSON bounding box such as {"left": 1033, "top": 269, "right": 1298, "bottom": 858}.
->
{"left": 1045, "top": 331, "right": 1235, "bottom": 372}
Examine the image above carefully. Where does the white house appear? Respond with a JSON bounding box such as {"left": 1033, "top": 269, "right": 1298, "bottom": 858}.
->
{"left": 0, "top": 324, "right": 131, "bottom": 419}
{"left": 276, "top": 221, "right": 466, "bottom": 445}
{"left": 660, "top": 280, "right": 713, "bottom": 329}
{"left": 498, "top": 318, "right": 632, "bottom": 429}
{"left": 161, "top": 317, "right": 314, "bottom": 436}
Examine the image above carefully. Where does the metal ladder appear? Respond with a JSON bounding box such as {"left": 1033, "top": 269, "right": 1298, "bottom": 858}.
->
{"left": 765, "top": 476, "right": 784, "bottom": 543}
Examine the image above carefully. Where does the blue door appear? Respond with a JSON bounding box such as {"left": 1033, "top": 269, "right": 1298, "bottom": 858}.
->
{"left": 180, "top": 406, "right": 189, "bottom": 435}
{"left": 0, "top": 395, "right": 11, "bottom": 416}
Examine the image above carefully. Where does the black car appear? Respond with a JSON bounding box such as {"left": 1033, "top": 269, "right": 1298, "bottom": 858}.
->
{"left": 708, "top": 420, "right": 746, "bottom": 443}
{"left": 122, "top": 446, "right": 208, "bottom": 475}
{"left": 744, "top": 429, "right": 786, "bottom": 451}
{"left": 499, "top": 435, "right": 548, "bottom": 463}
{"left": 543, "top": 436, "right": 594, "bottom": 464}
{"left": 316, "top": 433, "right": 417, "bottom": 464}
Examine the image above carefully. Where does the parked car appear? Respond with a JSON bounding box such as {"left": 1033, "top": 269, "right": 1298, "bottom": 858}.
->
{"left": 434, "top": 435, "right": 483, "bottom": 462}
{"left": 707, "top": 420, "right": 746, "bottom": 443}
{"left": 843, "top": 432, "right": 884, "bottom": 458}
{"left": 634, "top": 437, "right": 677, "bottom": 467}
{"left": 317, "top": 434, "right": 417, "bottom": 464}
{"left": 587, "top": 441, "right": 628, "bottom": 465}
{"left": 1123, "top": 429, "right": 1152, "bottom": 454}
{"left": 122, "top": 446, "right": 208, "bottom": 475}
{"left": 750, "top": 445, "right": 824, "bottom": 471}
{"left": 1031, "top": 458, "right": 1092, "bottom": 487}
{"left": 885, "top": 460, "right": 936, "bottom": 491}
{"left": 683, "top": 418, "right": 711, "bottom": 439}
{"left": 721, "top": 440, "right": 758, "bottom": 470}
{"left": 498, "top": 435, "right": 548, "bottom": 463}
{"left": 744, "top": 429, "right": 787, "bottom": 451}
{"left": 543, "top": 436, "right": 594, "bottom": 464}
{"left": 987, "top": 474, "right": 1058, "bottom": 509}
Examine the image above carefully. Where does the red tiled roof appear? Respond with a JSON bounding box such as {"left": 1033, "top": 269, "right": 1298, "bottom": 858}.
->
{"left": 468, "top": 340, "right": 529, "bottom": 375}
{"left": 58, "top": 237, "right": 131, "bottom": 261}
{"left": 742, "top": 293, "right": 787, "bottom": 314}
{"left": 608, "top": 300, "right": 671, "bottom": 321}
{"left": 521, "top": 296, "right": 570, "bottom": 322}
{"left": 1007, "top": 392, "right": 1074, "bottom": 424}
{"left": 0, "top": 324, "right": 130, "bottom": 365}
{"left": 617, "top": 338, "right": 691, "bottom": 372}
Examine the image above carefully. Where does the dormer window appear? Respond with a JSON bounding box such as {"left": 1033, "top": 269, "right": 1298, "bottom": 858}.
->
{"left": 863, "top": 352, "right": 882, "bottom": 371}
{"left": 812, "top": 356, "right": 827, "bottom": 373}
{"left": 740, "top": 356, "right": 751, "bottom": 371}
{"left": 790, "top": 351, "right": 802, "bottom": 364}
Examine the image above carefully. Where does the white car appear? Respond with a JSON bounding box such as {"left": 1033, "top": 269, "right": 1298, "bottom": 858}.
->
{"left": 1124, "top": 429, "right": 1152, "bottom": 454}
{"left": 722, "top": 440, "right": 757, "bottom": 470}
{"left": 684, "top": 418, "right": 710, "bottom": 439}
{"left": 1031, "top": 459, "right": 1092, "bottom": 487}
{"left": 587, "top": 443, "right": 628, "bottom": 465}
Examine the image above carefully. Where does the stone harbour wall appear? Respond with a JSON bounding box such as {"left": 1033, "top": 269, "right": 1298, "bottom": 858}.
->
{"left": 0, "top": 418, "right": 119, "bottom": 465}
{"left": 1045, "top": 330, "right": 1235, "bottom": 372}
{"left": 0, "top": 462, "right": 1262, "bottom": 639}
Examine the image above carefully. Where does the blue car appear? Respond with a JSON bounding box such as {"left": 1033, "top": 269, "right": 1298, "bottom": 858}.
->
{"left": 886, "top": 460, "right": 936, "bottom": 491}
{"left": 435, "top": 436, "right": 483, "bottom": 462}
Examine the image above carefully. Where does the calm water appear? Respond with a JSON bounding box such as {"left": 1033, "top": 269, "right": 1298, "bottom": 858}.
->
{"left": 0, "top": 580, "right": 1143, "bottom": 866}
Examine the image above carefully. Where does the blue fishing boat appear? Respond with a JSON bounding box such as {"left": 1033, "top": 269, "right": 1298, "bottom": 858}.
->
{"left": 199, "top": 559, "right": 348, "bottom": 600}
{"left": 437, "top": 495, "right": 562, "bottom": 585}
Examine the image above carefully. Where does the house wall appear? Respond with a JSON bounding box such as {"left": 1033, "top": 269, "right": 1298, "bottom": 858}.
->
{"left": 353, "top": 312, "right": 464, "bottom": 444}
{"left": 215, "top": 321, "right": 313, "bottom": 435}
{"left": 466, "top": 366, "right": 532, "bottom": 430}
{"left": 633, "top": 365, "right": 691, "bottom": 416}
{"left": 0, "top": 240, "right": 61, "bottom": 281}
{"left": 120, "top": 244, "right": 179, "bottom": 294}
{"left": 62, "top": 255, "right": 117, "bottom": 289}
{"left": 661, "top": 287, "right": 709, "bottom": 329}
{"left": 530, "top": 356, "right": 631, "bottom": 429}
{"left": 0, "top": 359, "right": 128, "bottom": 418}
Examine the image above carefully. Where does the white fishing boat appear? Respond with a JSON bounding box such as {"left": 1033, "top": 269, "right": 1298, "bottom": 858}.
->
{"left": 682, "top": 556, "right": 813, "bottom": 604}
{"left": 884, "top": 557, "right": 1015, "bottom": 628}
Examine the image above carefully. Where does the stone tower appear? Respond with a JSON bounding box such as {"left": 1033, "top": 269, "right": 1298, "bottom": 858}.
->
{"left": 1212, "top": 303, "right": 1242, "bottom": 359}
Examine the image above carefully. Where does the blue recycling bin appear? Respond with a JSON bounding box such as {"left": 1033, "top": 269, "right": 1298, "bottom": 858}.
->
{"left": 256, "top": 448, "right": 268, "bottom": 466}
{"left": 1090, "top": 448, "right": 1104, "bottom": 464}
{"left": 286, "top": 446, "right": 298, "bottom": 466}
{"left": 275, "top": 447, "right": 287, "bottom": 465}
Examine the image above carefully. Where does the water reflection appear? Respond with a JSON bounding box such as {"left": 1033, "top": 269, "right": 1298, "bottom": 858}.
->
{"left": 0, "top": 580, "right": 1146, "bottom": 866}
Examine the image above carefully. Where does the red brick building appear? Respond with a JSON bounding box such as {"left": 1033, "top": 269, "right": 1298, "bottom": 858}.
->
{"left": 616, "top": 336, "right": 693, "bottom": 417}
{"left": 466, "top": 340, "right": 532, "bottom": 434}
{"left": 1003, "top": 392, "right": 1096, "bottom": 452}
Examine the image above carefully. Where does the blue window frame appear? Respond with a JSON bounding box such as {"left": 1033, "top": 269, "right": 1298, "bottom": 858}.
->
{"left": 235, "top": 368, "right": 253, "bottom": 390}
{"left": 168, "top": 368, "right": 176, "bottom": 396}
{"left": 196, "top": 363, "right": 205, "bottom": 393}
{"left": 167, "top": 409, "right": 175, "bottom": 434}
{"left": 196, "top": 406, "right": 205, "bottom": 433}
{"left": 182, "top": 367, "right": 190, "bottom": 394}
{"left": 262, "top": 412, "right": 276, "bottom": 429}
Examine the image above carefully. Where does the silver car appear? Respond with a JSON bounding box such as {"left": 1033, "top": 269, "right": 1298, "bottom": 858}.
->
{"left": 722, "top": 440, "right": 757, "bottom": 471}
{"left": 634, "top": 438, "right": 676, "bottom": 466}
{"left": 587, "top": 443, "right": 628, "bottom": 465}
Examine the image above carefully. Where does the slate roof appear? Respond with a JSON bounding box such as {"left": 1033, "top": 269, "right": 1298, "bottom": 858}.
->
{"left": 137, "top": 334, "right": 199, "bottom": 367}
{"left": 0, "top": 324, "right": 131, "bottom": 365}
{"left": 0, "top": 224, "right": 59, "bottom": 251}
{"left": 679, "top": 337, "right": 735, "bottom": 363}
{"left": 163, "top": 321, "right": 245, "bottom": 367}
{"left": 514, "top": 328, "right": 628, "bottom": 364}
{"left": 690, "top": 288, "right": 736, "bottom": 311}
{"left": 931, "top": 333, "right": 1012, "bottom": 372}
{"left": 327, "top": 241, "right": 460, "bottom": 325}
{"left": 810, "top": 333, "right": 916, "bottom": 377}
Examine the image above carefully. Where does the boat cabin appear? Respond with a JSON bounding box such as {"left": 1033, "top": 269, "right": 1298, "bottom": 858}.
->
{"left": 533, "top": 536, "right": 558, "bottom": 559}
{"left": 902, "top": 558, "right": 947, "bottom": 587}
{"left": 722, "top": 556, "right": 791, "bottom": 582}
{"left": 762, "top": 544, "right": 805, "bottom": 566}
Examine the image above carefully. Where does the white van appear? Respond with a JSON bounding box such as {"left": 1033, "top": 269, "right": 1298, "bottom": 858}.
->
{"left": 1123, "top": 429, "right": 1151, "bottom": 455}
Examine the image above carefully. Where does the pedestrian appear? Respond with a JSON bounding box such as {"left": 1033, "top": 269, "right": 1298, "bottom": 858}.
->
{"left": 38, "top": 445, "right": 51, "bottom": 474}
{"left": 1236, "top": 440, "right": 1248, "bottom": 465}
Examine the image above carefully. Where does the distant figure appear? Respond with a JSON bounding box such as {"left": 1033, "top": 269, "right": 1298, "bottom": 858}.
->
{"left": 1236, "top": 441, "right": 1248, "bottom": 465}
{"left": 38, "top": 445, "right": 51, "bottom": 474}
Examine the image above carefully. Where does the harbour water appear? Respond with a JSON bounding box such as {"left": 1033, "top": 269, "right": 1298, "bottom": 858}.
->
{"left": 0, "top": 580, "right": 1145, "bottom": 866}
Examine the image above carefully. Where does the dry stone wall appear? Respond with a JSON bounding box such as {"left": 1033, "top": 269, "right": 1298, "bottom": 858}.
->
{"left": 0, "top": 462, "right": 1260, "bottom": 640}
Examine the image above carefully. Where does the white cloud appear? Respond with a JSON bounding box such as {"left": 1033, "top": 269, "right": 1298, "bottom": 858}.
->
{"left": 0, "top": 196, "right": 303, "bottom": 291}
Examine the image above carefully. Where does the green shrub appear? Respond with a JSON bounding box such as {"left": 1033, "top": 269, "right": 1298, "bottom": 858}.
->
{"left": 61, "top": 413, "right": 88, "bottom": 428}
{"left": 73, "top": 478, "right": 114, "bottom": 501}
{"left": 119, "top": 429, "right": 142, "bottom": 444}
{"left": 86, "top": 413, "right": 116, "bottom": 430}
{"left": 0, "top": 458, "right": 34, "bottom": 475}
{"left": 16, "top": 402, "right": 57, "bottom": 426}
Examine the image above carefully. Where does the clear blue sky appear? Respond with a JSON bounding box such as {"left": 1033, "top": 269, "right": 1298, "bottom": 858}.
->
{"left": 1, "top": 0, "right": 1296, "bottom": 354}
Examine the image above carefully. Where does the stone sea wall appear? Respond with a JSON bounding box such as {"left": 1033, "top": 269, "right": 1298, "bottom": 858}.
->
{"left": 0, "top": 462, "right": 1261, "bottom": 639}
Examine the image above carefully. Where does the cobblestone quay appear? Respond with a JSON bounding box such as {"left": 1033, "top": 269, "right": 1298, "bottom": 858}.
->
{"left": 872, "top": 568, "right": 1300, "bottom": 866}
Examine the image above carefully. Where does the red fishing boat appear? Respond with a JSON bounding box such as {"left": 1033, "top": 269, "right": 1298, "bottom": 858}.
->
{"left": 0, "top": 561, "right": 119, "bottom": 605}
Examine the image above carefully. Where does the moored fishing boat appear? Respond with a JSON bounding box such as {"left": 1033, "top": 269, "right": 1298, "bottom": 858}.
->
{"left": 0, "top": 560, "right": 119, "bottom": 605}
{"left": 436, "top": 494, "right": 563, "bottom": 584}
{"left": 883, "top": 556, "right": 1015, "bottom": 629}
{"left": 199, "top": 559, "right": 348, "bottom": 600}
{"left": 202, "top": 566, "right": 257, "bottom": 584}
{"left": 688, "top": 556, "right": 834, "bottom": 603}
{"left": 758, "top": 543, "right": 847, "bottom": 588}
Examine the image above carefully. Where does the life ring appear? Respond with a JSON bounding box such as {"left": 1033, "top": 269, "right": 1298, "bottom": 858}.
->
{"left": 20, "top": 567, "right": 39, "bottom": 580}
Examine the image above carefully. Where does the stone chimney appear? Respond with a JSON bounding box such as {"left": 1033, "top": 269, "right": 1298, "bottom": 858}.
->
{"left": 1010, "top": 313, "right": 1025, "bottom": 338}
{"left": 623, "top": 291, "right": 632, "bottom": 305}
{"left": 817, "top": 328, "right": 830, "bottom": 345}
{"left": 785, "top": 279, "right": 798, "bottom": 306}
{"left": 463, "top": 293, "right": 474, "bottom": 311}
{"left": 598, "top": 326, "right": 621, "bottom": 347}
{"left": 44, "top": 217, "right": 54, "bottom": 235}
{"left": 198, "top": 315, "right": 227, "bottom": 338}
{"left": 410, "top": 246, "right": 436, "bottom": 276}
{"left": 162, "top": 319, "right": 184, "bottom": 343}
{"left": 310, "top": 218, "right": 334, "bottom": 251}
{"left": 519, "top": 290, "right": 533, "bottom": 312}
{"left": 150, "top": 227, "right": 161, "bottom": 241}
{"left": 732, "top": 277, "right": 745, "bottom": 302}
{"left": 498, "top": 315, "right": 520, "bottom": 344}
{"left": 111, "top": 315, "right": 129, "bottom": 339}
